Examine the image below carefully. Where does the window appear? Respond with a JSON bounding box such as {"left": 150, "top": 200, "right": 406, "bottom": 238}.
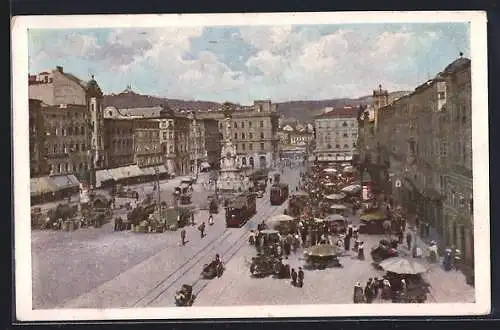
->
{"left": 342, "top": 121, "right": 348, "bottom": 127}
{"left": 249, "top": 121, "right": 252, "bottom": 128}
{"left": 336, "top": 144, "right": 340, "bottom": 149}
{"left": 241, "top": 122, "right": 245, "bottom": 129}
{"left": 327, "top": 144, "right": 332, "bottom": 149}
{"left": 260, "top": 121, "right": 264, "bottom": 128}
{"left": 260, "top": 132, "right": 265, "bottom": 139}
{"left": 242, "top": 133, "right": 246, "bottom": 139}
{"left": 343, "top": 133, "right": 348, "bottom": 138}
{"left": 234, "top": 122, "right": 238, "bottom": 129}
{"left": 249, "top": 133, "right": 253, "bottom": 139}
{"left": 242, "top": 143, "right": 246, "bottom": 150}
{"left": 163, "top": 132, "right": 167, "bottom": 139}
{"left": 438, "top": 92, "right": 446, "bottom": 100}
{"left": 440, "top": 140, "right": 448, "bottom": 156}
{"left": 219, "top": 122, "right": 223, "bottom": 129}
{"left": 260, "top": 143, "right": 265, "bottom": 150}
{"left": 353, "top": 142, "right": 357, "bottom": 148}
{"left": 249, "top": 143, "right": 253, "bottom": 150}
{"left": 234, "top": 133, "right": 238, "bottom": 140}
{"left": 53, "top": 144, "right": 58, "bottom": 153}
{"left": 343, "top": 144, "right": 349, "bottom": 149}
{"left": 235, "top": 144, "right": 238, "bottom": 151}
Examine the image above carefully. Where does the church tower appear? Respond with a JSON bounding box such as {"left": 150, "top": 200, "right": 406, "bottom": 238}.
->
{"left": 86, "top": 75, "right": 105, "bottom": 188}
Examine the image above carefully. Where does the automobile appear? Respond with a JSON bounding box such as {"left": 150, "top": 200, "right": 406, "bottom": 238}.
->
{"left": 256, "top": 190, "right": 264, "bottom": 198}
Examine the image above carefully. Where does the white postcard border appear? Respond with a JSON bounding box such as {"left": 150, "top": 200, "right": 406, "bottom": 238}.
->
{"left": 12, "top": 11, "right": 490, "bottom": 321}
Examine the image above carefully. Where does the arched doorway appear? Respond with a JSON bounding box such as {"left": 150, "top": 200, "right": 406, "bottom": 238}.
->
{"left": 259, "top": 155, "right": 266, "bottom": 169}
{"left": 249, "top": 157, "right": 254, "bottom": 168}
{"left": 241, "top": 157, "right": 247, "bottom": 166}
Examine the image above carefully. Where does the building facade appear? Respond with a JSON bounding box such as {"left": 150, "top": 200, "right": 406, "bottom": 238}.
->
{"left": 29, "top": 66, "right": 106, "bottom": 186}
{"left": 314, "top": 107, "right": 359, "bottom": 162}
{"left": 103, "top": 107, "right": 136, "bottom": 168}
{"left": 29, "top": 99, "right": 48, "bottom": 176}
{"left": 374, "top": 56, "right": 473, "bottom": 266}
{"left": 196, "top": 100, "right": 280, "bottom": 169}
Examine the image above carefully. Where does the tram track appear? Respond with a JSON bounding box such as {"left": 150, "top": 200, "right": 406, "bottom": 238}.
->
{"left": 137, "top": 194, "right": 288, "bottom": 307}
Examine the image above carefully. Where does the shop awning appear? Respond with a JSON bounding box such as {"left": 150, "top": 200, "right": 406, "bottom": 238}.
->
{"left": 109, "top": 165, "right": 144, "bottom": 181}
{"left": 50, "top": 175, "right": 80, "bottom": 191}
{"left": 140, "top": 166, "right": 156, "bottom": 176}
{"left": 200, "top": 162, "right": 211, "bottom": 169}
{"left": 158, "top": 165, "right": 168, "bottom": 174}
{"left": 30, "top": 176, "right": 58, "bottom": 196}
{"left": 96, "top": 170, "right": 114, "bottom": 188}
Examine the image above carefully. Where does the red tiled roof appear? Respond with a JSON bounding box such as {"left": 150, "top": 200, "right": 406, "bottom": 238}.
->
{"left": 315, "top": 107, "right": 359, "bottom": 119}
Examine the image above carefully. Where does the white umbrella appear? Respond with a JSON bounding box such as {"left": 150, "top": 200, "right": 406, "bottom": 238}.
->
{"left": 343, "top": 166, "right": 355, "bottom": 173}
{"left": 267, "top": 214, "right": 296, "bottom": 223}
{"left": 330, "top": 204, "right": 347, "bottom": 210}
{"left": 323, "top": 182, "right": 336, "bottom": 187}
{"left": 341, "top": 184, "right": 361, "bottom": 193}
{"left": 324, "top": 214, "right": 345, "bottom": 221}
{"left": 379, "top": 257, "right": 429, "bottom": 274}
{"left": 325, "top": 193, "right": 346, "bottom": 200}
{"left": 323, "top": 168, "right": 337, "bottom": 173}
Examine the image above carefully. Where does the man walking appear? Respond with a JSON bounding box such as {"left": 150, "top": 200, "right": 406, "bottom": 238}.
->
{"left": 406, "top": 232, "right": 412, "bottom": 251}
{"left": 199, "top": 222, "right": 206, "bottom": 238}
{"left": 181, "top": 228, "right": 186, "bottom": 245}
{"left": 297, "top": 267, "right": 304, "bottom": 288}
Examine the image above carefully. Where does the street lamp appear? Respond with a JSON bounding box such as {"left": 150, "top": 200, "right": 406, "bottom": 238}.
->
{"left": 187, "top": 111, "right": 199, "bottom": 180}
{"left": 154, "top": 165, "right": 161, "bottom": 210}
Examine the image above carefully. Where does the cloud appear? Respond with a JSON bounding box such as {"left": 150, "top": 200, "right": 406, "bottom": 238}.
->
{"left": 28, "top": 24, "right": 470, "bottom": 103}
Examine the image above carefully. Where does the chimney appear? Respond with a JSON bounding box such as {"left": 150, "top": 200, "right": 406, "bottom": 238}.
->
{"left": 56, "top": 66, "right": 63, "bottom": 73}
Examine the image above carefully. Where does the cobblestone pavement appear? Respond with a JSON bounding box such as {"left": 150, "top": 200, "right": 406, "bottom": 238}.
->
{"left": 32, "top": 170, "right": 301, "bottom": 309}
{"left": 31, "top": 166, "right": 473, "bottom": 309}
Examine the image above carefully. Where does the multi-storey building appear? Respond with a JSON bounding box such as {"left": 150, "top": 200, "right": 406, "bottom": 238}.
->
{"left": 29, "top": 99, "right": 48, "bottom": 176}
{"left": 195, "top": 100, "right": 280, "bottom": 169}
{"left": 28, "top": 66, "right": 105, "bottom": 186}
{"left": 313, "top": 107, "right": 359, "bottom": 162}
{"left": 111, "top": 106, "right": 192, "bottom": 175}
{"left": 374, "top": 55, "right": 473, "bottom": 266}
{"left": 103, "top": 107, "right": 136, "bottom": 168}
{"left": 189, "top": 117, "right": 221, "bottom": 171}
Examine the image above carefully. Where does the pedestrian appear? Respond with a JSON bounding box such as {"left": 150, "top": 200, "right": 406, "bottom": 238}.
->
{"left": 291, "top": 268, "right": 298, "bottom": 286}
{"left": 425, "top": 223, "right": 430, "bottom": 237}
{"left": 344, "top": 234, "right": 351, "bottom": 251}
{"left": 199, "top": 222, "right": 206, "bottom": 238}
{"left": 358, "top": 241, "right": 365, "bottom": 260}
{"left": 401, "top": 279, "right": 407, "bottom": 293}
{"left": 348, "top": 224, "right": 353, "bottom": 237}
{"left": 353, "top": 282, "right": 364, "bottom": 303}
{"left": 191, "top": 213, "right": 195, "bottom": 226}
{"left": 371, "top": 278, "right": 379, "bottom": 299}
{"left": 406, "top": 232, "right": 412, "bottom": 250}
{"left": 181, "top": 228, "right": 186, "bottom": 245}
{"left": 364, "top": 281, "right": 373, "bottom": 303}
{"left": 297, "top": 267, "right": 304, "bottom": 288}
{"left": 397, "top": 229, "right": 404, "bottom": 244}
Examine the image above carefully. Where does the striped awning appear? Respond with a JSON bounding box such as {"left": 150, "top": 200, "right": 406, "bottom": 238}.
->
{"left": 140, "top": 166, "right": 157, "bottom": 176}
{"left": 30, "top": 176, "right": 58, "bottom": 196}
{"left": 50, "top": 175, "right": 80, "bottom": 191}
{"left": 96, "top": 170, "right": 114, "bottom": 188}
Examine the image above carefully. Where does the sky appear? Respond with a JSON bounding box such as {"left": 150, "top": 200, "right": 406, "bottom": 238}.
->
{"left": 28, "top": 23, "right": 470, "bottom": 105}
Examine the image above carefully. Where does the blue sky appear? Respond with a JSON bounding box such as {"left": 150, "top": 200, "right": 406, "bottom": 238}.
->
{"left": 28, "top": 23, "right": 470, "bottom": 104}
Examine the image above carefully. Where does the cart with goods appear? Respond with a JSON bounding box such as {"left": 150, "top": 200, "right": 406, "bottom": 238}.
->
{"left": 249, "top": 254, "right": 282, "bottom": 278}
{"left": 201, "top": 259, "right": 225, "bottom": 279}
{"left": 371, "top": 239, "right": 400, "bottom": 267}
{"left": 174, "top": 284, "right": 196, "bottom": 306}
{"left": 358, "top": 212, "right": 388, "bottom": 234}
{"left": 115, "top": 185, "right": 139, "bottom": 199}
{"left": 31, "top": 207, "right": 44, "bottom": 229}
{"left": 304, "top": 244, "right": 343, "bottom": 269}
{"left": 287, "top": 192, "right": 309, "bottom": 217}
{"left": 266, "top": 214, "right": 297, "bottom": 235}
{"left": 379, "top": 259, "right": 430, "bottom": 303}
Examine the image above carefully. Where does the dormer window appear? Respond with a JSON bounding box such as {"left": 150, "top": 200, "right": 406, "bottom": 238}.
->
{"left": 342, "top": 121, "right": 348, "bottom": 127}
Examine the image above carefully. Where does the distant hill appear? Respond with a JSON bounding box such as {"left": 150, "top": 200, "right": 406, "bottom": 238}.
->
{"left": 103, "top": 90, "right": 410, "bottom": 122}
{"left": 103, "top": 91, "right": 220, "bottom": 111}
